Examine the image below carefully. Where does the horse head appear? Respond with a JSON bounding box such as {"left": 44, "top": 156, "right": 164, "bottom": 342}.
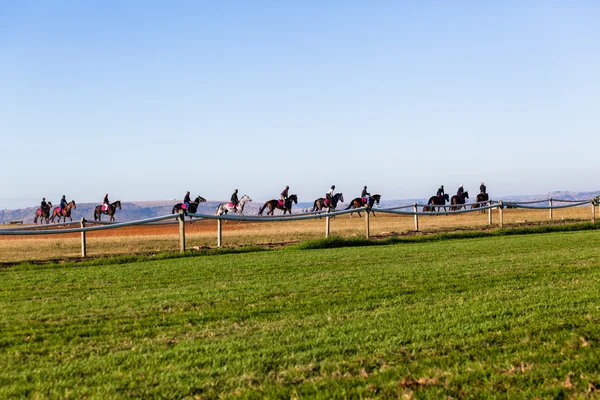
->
{"left": 463, "top": 191, "right": 469, "bottom": 200}
{"left": 444, "top": 193, "right": 449, "bottom": 202}
{"left": 289, "top": 194, "right": 298, "bottom": 204}
{"left": 195, "top": 195, "right": 207, "bottom": 203}
{"left": 335, "top": 193, "right": 344, "bottom": 203}
{"left": 371, "top": 194, "right": 381, "bottom": 205}
{"left": 114, "top": 200, "right": 122, "bottom": 209}
{"left": 70, "top": 200, "right": 77, "bottom": 209}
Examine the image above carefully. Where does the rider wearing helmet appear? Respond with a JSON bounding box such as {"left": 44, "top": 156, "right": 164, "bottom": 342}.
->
{"left": 361, "top": 186, "right": 371, "bottom": 205}
{"left": 103, "top": 193, "right": 110, "bottom": 210}
{"left": 280, "top": 185, "right": 289, "bottom": 205}
{"left": 231, "top": 189, "right": 239, "bottom": 212}
{"left": 59, "top": 195, "right": 68, "bottom": 214}
{"left": 41, "top": 197, "right": 47, "bottom": 211}
{"left": 325, "top": 185, "right": 335, "bottom": 205}
{"left": 437, "top": 185, "right": 445, "bottom": 198}
{"left": 457, "top": 185, "right": 464, "bottom": 197}
{"left": 183, "top": 191, "right": 191, "bottom": 209}
{"left": 480, "top": 182, "right": 487, "bottom": 194}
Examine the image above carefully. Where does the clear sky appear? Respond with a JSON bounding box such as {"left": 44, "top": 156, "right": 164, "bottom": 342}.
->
{"left": 2, "top": 1, "right": 599, "bottom": 209}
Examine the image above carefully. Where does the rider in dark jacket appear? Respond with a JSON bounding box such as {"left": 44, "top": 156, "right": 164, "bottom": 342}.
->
{"left": 60, "top": 195, "right": 68, "bottom": 213}
{"left": 183, "top": 191, "right": 191, "bottom": 209}
{"left": 231, "top": 189, "right": 239, "bottom": 211}
{"left": 41, "top": 197, "right": 47, "bottom": 211}
{"left": 480, "top": 182, "right": 486, "bottom": 194}
{"left": 437, "top": 185, "right": 445, "bottom": 197}
{"left": 457, "top": 185, "right": 464, "bottom": 197}
{"left": 103, "top": 193, "right": 110, "bottom": 210}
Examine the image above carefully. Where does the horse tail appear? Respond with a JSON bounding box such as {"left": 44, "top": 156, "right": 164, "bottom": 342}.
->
{"left": 33, "top": 214, "right": 38, "bottom": 224}
{"left": 345, "top": 203, "right": 353, "bottom": 210}
{"left": 172, "top": 205, "right": 177, "bottom": 214}
{"left": 258, "top": 203, "right": 266, "bottom": 215}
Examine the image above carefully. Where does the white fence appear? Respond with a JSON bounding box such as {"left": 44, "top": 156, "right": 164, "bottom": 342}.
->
{"left": 0, "top": 197, "right": 597, "bottom": 257}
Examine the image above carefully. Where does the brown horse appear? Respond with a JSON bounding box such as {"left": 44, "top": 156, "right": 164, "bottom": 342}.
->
{"left": 33, "top": 202, "right": 53, "bottom": 225}
{"left": 345, "top": 194, "right": 381, "bottom": 217}
{"left": 94, "top": 200, "right": 122, "bottom": 222}
{"left": 311, "top": 193, "right": 344, "bottom": 212}
{"left": 471, "top": 193, "right": 489, "bottom": 212}
{"left": 450, "top": 191, "right": 469, "bottom": 211}
{"left": 50, "top": 200, "right": 76, "bottom": 223}
{"left": 258, "top": 194, "right": 298, "bottom": 215}
{"left": 423, "top": 193, "right": 449, "bottom": 212}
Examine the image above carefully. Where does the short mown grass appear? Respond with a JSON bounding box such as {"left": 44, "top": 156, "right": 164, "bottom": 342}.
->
{"left": 2, "top": 230, "right": 600, "bottom": 398}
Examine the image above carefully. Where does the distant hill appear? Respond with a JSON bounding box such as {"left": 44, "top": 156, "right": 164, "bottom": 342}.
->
{"left": 1, "top": 191, "right": 599, "bottom": 224}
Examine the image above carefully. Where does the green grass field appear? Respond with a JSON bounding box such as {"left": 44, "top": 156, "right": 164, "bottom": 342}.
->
{"left": 2, "top": 230, "right": 600, "bottom": 398}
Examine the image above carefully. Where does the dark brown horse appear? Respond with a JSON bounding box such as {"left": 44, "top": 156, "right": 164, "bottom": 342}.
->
{"left": 423, "top": 193, "right": 450, "bottom": 212}
{"left": 172, "top": 196, "right": 206, "bottom": 219}
{"left": 94, "top": 200, "right": 122, "bottom": 222}
{"left": 258, "top": 194, "right": 298, "bottom": 215}
{"left": 345, "top": 194, "right": 381, "bottom": 217}
{"left": 471, "top": 193, "right": 489, "bottom": 212}
{"left": 450, "top": 191, "right": 469, "bottom": 211}
{"left": 50, "top": 200, "right": 76, "bottom": 223}
{"left": 33, "top": 202, "right": 52, "bottom": 225}
{"left": 311, "top": 193, "right": 344, "bottom": 212}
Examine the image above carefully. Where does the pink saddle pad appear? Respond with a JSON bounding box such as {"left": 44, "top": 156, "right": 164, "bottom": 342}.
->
{"left": 181, "top": 203, "right": 187, "bottom": 210}
{"left": 278, "top": 200, "right": 284, "bottom": 207}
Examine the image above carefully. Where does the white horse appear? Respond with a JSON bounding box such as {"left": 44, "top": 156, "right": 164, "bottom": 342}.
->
{"left": 216, "top": 194, "right": 252, "bottom": 216}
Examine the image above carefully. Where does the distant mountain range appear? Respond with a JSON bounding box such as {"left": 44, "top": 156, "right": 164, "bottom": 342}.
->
{"left": 2, "top": 191, "right": 599, "bottom": 224}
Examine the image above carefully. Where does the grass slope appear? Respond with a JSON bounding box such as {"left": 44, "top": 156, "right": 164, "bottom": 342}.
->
{"left": 2, "top": 231, "right": 600, "bottom": 398}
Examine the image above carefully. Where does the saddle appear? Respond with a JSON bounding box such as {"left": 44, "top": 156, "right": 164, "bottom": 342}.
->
{"left": 181, "top": 203, "right": 188, "bottom": 210}
{"left": 361, "top": 197, "right": 368, "bottom": 205}
{"left": 228, "top": 202, "right": 235, "bottom": 208}
{"left": 278, "top": 200, "right": 285, "bottom": 207}
{"left": 324, "top": 198, "right": 331, "bottom": 206}
{"left": 36, "top": 209, "right": 42, "bottom": 215}
{"left": 101, "top": 204, "right": 110, "bottom": 211}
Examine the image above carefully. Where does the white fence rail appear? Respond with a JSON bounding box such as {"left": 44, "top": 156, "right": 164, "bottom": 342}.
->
{"left": 0, "top": 198, "right": 597, "bottom": 257}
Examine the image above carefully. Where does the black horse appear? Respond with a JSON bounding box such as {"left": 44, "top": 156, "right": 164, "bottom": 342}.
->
{"left": 94, "top": 200, "right": 122, "bottom": 222}
{"left": 258, "top": 194, "right": 298, "bottom": 215}
{"left": 172, "top": 195, "right": 207, "bottom": 218}
{"left": 311, "top": 193, "right": 344, "bottom": 212}
{"left": 450, "top": 191, "right": 469, "bottom": 211}
{"left": 345, "top": 194, "right": 381, "bottom": 217}
{"left": 33, "top": 202, "right": 53, "bottom": 225}
{"left": 423, "top": 193, "right": 450, "bottom": 212}
{"left": 472, "top": 193, "right": 489, "bottom": 212}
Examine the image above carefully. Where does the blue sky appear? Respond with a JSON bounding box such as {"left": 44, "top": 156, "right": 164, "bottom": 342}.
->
{"left": 2, "top": 1, "right": 599, "bottom": 209}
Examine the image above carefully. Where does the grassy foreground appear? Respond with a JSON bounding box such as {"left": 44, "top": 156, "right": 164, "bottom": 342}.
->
{"left": 2, "top": 231, "right": 600, "bottom": 398}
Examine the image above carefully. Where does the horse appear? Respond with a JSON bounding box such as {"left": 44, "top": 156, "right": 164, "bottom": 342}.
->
{"left": 472, "top": 193, "right": 489, "bottom": 212}
{"left": 50, "top": 200, "right": 77, "bottom": 223}
{"left": 258, "top": 194, "right": 298, "bottom": 216}
{"left": 450, "top": 191, "right": 469, "bottom": 211}
{"left": 423, "top": 193, "right": 450, "bottom": 212}
{"left": 33, "top": 202, "right": 52, "bottom": 225}
{"left": 216, "top": 194, "right": 252, "bottom": 216}
{"left": 94, "top": 200, "right": 122, "bottom": 222}
{"left": 172, "top": 196, "right": 206, "bottom": 219}
{"left": 311, "top": 193, "right": 344, "bottom": 212}
{"left": 345, "top": 194, "right": 381, "bottom": 217}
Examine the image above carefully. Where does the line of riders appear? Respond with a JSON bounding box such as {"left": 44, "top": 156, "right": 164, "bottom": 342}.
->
{"left": 424, "top": 182, "right": 489, "bottom": 212}
{"left": 33, "top": 183, "right": 488, "bottom": 224}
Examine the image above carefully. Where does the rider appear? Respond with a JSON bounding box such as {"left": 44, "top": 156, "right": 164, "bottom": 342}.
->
{"left": 230, "top": 189, "right": 239, "bottom": 212}
{"left": 103, "top": 193, "right": 110, "bottom": 210}
{"left": 183, "top": 191, "right": 191, "bottom": 209}
{"left": 59, "top": 195, "right": 68, "bottom": 214}
{"left": 457, "top": 185, "right": 464, "bottom": 197}
{"left": 40, "top": 197, "right": 48, "bottom": 214}
{"left": 437, "top": 185, "right": 445, "bottom": 198}
{"left": 480, "top": 182, "right": 487, "bottom": 194}
{"left": 280, "top": 185, "right": 289, "bottom": 206}
{"left": 361, "top": 186, "right": 371, "bottom": 205}
{"left": 325, "top": 185, "right": 335, "bottom": 205}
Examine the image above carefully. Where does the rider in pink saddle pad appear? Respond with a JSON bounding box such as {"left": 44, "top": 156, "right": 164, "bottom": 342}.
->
{"left": 59, "top": 195, "right": 68, "bottom": 214}
{"left": 102, "top": 193, "right": 110, "bottom": 211}
{"left": 361, "top": 186, "right": 371, "bottom": 205}
{"left": 230, "top": 189, "right": 239, "bottom": 212}
{"left": 183, "top": 191, "right": 191, "bottom": 210}
{"left": 279, "top": 185, "right": 289, "bottom": 207}
{"left": 38, "top": 197, "right": 48, "bottom": 215}
{"left": 325, "top": 185, "right": 335, "bottom": 206}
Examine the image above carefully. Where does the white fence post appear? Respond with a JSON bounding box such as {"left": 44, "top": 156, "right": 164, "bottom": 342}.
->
{"left": 413, "top": 202, "right": 419, "bottom": 231}
{"left": 592, "top": 199, "right": 596, "bottom": 224}
{"left": 178, "top": 210, "right": 186, "bottom": 253}
{"left": 325, "top": 215, "right": 330, "bottom": 238}
{"left": 80, "top": 218, "right": 87, "bottom": 257}
{"left": 549, "top": 197, "right": 553, "bottom": 220}
{"left": 499, "top": 201, "right": 504, "bottom": 228}
{"left": 217, "top": 219, "right": 223, "bottom": 247}
{"left": 365, "top": 210, "right": 370, "bottom": 239}
{"left": 488, "top": 203, "right": 493, "bottom": 225}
